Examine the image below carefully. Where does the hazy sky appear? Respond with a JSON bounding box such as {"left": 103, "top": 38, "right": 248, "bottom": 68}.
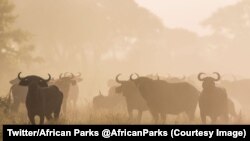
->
{"left": 10, "top": 0, "right": 250, "bottom": 77}
{"left": 136, "top": 0, "right": 240, "bottom": 35}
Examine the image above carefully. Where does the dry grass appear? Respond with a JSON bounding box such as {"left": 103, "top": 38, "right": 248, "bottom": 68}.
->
{"left": 0, "top": 104, "right": 249, "bottom": 141}
{"left": 0, "top": 103, "right": 249, "bottom": 125}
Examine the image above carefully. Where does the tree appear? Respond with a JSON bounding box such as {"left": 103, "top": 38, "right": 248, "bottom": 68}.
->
{"left": 0, "top": 0, "right": 39, "bottom": 89}
{"left": 202, "top": 0, "right": 250, "bottom": 64}
{"left": 12, "top": 0, "right": 168, "bottom": 74}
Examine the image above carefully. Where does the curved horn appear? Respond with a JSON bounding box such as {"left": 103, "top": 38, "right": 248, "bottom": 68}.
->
{"left": 18, "top": 72, "right": 24, "bottom": 80}
{"left": 76, "top": 72, "right": 81, "bottom": 77}
{"left": 198, "top": 73, "right": 205, "bottom": 81}
{"left": 130, "top": 74, "right": 134, "bottom": 81}
{"left": 130, "top": 73, "right": 139, "bottom": 81}
{"left": 63, "top": 72, "right": 73, "bottom": 79}
{"left": 69, "top": 73, "right": 75, "bottom": 78}
{"left": 115, "top": 73, "right": 123, "bottom": 84}
{"left": 213, "top": 72, "right": 221, "bottom": 81}
{"left": 44, "top": 74, "right": 51, "bottom": 82}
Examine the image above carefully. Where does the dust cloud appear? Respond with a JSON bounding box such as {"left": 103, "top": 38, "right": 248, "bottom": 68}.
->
{"left": 0, "top": 0, "right": 250, "bottom": 124}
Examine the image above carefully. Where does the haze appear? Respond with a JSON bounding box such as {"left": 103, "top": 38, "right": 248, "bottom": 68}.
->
{"left": 1, "top": 0, "right": 250, "bottom": 106}
{"left": 136, "top": 0, "right": 240, "bottom": 35}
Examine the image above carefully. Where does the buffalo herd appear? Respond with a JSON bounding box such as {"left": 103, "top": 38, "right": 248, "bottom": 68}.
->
{"left": 2, "top": 72, "right": 242, "bottom": 124}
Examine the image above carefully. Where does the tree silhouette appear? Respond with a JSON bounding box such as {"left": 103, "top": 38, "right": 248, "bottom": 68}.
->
{"left": 0, "top": 0, "right": 40, "bottom": 85}
{"left": 12, "top": 0, "right": 167, "bottom": 72}
{"left": 202, "top": 0, "right": 250, "bottom": 60}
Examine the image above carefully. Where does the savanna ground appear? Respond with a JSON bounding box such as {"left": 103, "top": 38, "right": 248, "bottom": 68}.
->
{"left": 0, "top": 100, "right": 248, "bottom": 125}
{"left": 0, "top": 98, "right": 248, "bottom": 141}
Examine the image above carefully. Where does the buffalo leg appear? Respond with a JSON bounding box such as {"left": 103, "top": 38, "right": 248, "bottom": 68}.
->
{"left": 73, "top": 99, "right": 77, "bottom": 110}
{"left": 62, "top": 98, "right": 67, "bottom": 114}
{"left": 211, "top": 116, "right": 217, "bottom": 124}
{"left": 151, "top": 111, "right": 159, "bottom": 123}
{"left": 224, "top": 113, "right": 229, "bottom": 123}
{"left": 160, "top": 113, "right": 166, "bottom": 124}
{"left": 127, "top": 107, "right": 133, "bottom": 120}
{"left": 46, "top": 114, "right": 53, "bottom": 121}
{"left": 54, "top": 111, "right": 61, "bottom": 120}
{"left": 28, "top": 113, "right": 35, "bottom": 125}
{"left": 54, "top": 103, "right": 62, "bottom": 120}
{"left": 11, "top": 100, "right": 20, "bottom": 112}
{"left": 186, "top": 110, "right": 195, "bottom": 122}
{"left": 40, "top": 115, "right": 45, "bottom": 124}
{"left": 137, "top": 110, "right": 143, "bottom": 123}
{"left": 200, "top": 112, "right": 206, "bottom": 124}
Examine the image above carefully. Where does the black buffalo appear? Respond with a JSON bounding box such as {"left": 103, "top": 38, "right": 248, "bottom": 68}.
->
{"left": 18, "top": 72, "right": 63, "bottom": 124}
{"left": 130, "top": 74, "right": 199, "bottom": 123}
{"left": 7, "top": 76, "right": 56, "bottom": 113}
{"left": 198, "top": 72, "right": 228, "bottom": 124}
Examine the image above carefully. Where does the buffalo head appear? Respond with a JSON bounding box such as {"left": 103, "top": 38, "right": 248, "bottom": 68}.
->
{"left": 198, "top": 72, "right": 221, "bottom": 89}
{"left": 71, "top": 72, "right": 83, "bottom": 85}
{"left": 59, "top": 72, "right": 82, "bottom": 86}
{"left": 18, "top": 72, "right": 51, "bottom": 87}
{"left": 115, "top": 74, "right": 139, "bottom": 97}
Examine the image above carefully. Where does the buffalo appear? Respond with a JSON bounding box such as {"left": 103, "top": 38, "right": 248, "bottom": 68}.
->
{"left": 18, "top": 72, "right": 63, "bottom": 124}
{"left": 54, "top": 73, "right": 80, "bottom": 113}
{"left": 130, "top": 74, "right": 199, "bottom": 123}
{"left": 115, "top": 74, "right": 148, "bottom": 121}
{"left": 7, "top": 77, "right": 28, "bottom": 112}
{"left": 7, "top": 76, "right": 57, "bottom": 113}
{"left": 92, "top": 91, "right": 125, "bottom": 111}
{"left": 68, "top": 73, "right": 83, "bottom": 110}
{"left": 149, "top": 74, "right": 186, "bottom": 83}
{"left": 198, "top": 72, "right": 228, "bottom": 124}
{"left": 219, "top": 78, "right": 250, "bottom": 113}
